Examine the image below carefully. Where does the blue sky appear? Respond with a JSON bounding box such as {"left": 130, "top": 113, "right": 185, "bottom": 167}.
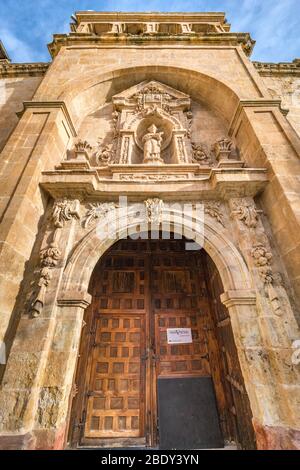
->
{"left": 0, "top": 0, "right": 299, "bottom": 63}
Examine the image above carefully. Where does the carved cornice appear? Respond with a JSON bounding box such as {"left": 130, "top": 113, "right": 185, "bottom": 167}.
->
{"left": 0, "top": 61, "right": 49, "bottom": 78}
{"left": 253, "top": 59, "right": 300, "bottom": 77}
{"left": 228, "top": 98, "right": 289, "bottom": 136}
{"left": 48, "top": 33, "right": 255, "bottom": 58}
{"left": 18, "top": 101, "right": 77, "bottom": 137}
{"left": 41, "top": 165, "right": 268, "bottom": 200}
{"left": 72, "top": 12, "right": 229, "bottom": 24}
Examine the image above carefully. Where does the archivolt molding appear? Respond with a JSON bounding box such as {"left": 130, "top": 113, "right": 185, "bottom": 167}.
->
{"left": 59, "top": 202, "right": 254, "bottom": 301}
{"left": 53, "top": 65, "right": 242, "bottom": 128}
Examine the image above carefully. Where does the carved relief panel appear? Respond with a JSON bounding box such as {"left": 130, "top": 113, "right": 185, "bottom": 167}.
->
{"left": 109, "top": 80, "right": 193, "bottom": 165}
{"left": 57, "top": 81, "right": 244, "bottom": 178}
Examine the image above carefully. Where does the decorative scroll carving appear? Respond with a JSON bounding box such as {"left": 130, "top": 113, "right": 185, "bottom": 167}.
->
{"left": 112, "top": 110, "right": 120, "bottom": 135}
{"left": 96, "top": 110, "right": 120, "bottom": 165}
{"left": 132, "top": 83, "right": 173, "bottom": 113}
{"left": 251, "top": 243, "right": 282, "bottom": 315}
{"left": 185, "top": 111, "right": 193, "bottom": 139}
{"left": 191, "top": 142, "right": 210, "bottom": 164}
{"left": 230, "top": 199, "right": 259, "bottom": 228}
{"left": 97, "top": 142, "right": 114, "bottom": 166}
{"left": 30, "top": 199, "right": 80, "bottom": 318}
{"left": 205, "top": 202, "right": 225, "bottom": 227}
{"left": 83, "top": 202, "right": 117, "bottom": 228}
{"left": 52, "top": 198, "right": 80, "bottom": 228}
{"left": 144, "top": 198, "right": 164, "bottom": 224}
{"left": 251, "top": 243, "right": 273, "bottom": 284}
{"left": 40, "top": 246, "right": 61, "bottom": 268}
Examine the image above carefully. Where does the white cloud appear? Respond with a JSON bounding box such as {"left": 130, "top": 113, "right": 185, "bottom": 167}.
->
{"left": 0, "top": 28, "right": 41, "bottom": 62}
{"left": 0, "top": 0, "right": 299, "bottom": 62}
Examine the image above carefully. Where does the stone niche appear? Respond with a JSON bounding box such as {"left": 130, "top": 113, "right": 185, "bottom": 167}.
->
{"left": 111, "top": 80, "right": 192, "bottom": 165}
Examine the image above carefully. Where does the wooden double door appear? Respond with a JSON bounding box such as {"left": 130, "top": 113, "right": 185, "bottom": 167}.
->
{"left": 69, "top": 235, "right": 255, "bottom": 449}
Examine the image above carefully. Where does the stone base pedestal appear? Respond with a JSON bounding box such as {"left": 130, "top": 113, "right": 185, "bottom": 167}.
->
{"left": 0, "top": 424, "right": 67, "bottom": 450}
{"left": 254, "top": 420, "right": 300, "bottom": 450}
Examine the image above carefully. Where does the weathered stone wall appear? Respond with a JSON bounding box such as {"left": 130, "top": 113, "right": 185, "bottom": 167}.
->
{"left": 77, "top": 99, "right": 228, "bottom": 153}
{"left": 0, "top": 76, "right": 44, "bottom": 152}
{"left": 0, "top": 12, "right": 300, "bottom": 450}
{"left": 261, "top": 74, "right": 300, "bottom": 136}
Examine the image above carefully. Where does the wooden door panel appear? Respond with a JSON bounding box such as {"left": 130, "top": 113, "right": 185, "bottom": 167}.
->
{"left": 71, "top": 236, "right": 254, "bottom": 449}
{"left": 84, "top": 314, "right": 145, "bottom": 438}
{"left": 151, "top": 246, "right": 211, "bottom": 379}
{"left": 155, "top": 313, "right": 211, "bottom": 377}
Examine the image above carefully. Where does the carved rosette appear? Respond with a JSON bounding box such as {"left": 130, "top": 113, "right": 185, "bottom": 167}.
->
{"left": 96, "top": 143, "right": 114, "bottom": 166}
{"left": 30, "top": 199, "right": 80, "bottom": 318}
{"left": 191, "top": 142, "right": 210, "bottom": 164}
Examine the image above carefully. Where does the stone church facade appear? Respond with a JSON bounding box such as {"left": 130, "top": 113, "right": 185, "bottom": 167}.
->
{"left": 0, "top": 11, "right": 300, "bottom": 450}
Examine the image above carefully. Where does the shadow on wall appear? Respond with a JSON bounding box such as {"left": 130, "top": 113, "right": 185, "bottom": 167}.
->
{"left": 0, "top": 77, "right": 43, "bottom": 153}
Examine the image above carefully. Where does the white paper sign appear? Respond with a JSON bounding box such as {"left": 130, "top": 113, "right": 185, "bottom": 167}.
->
{"left": 167, "top": 328, "right": 193, "bottom": 344}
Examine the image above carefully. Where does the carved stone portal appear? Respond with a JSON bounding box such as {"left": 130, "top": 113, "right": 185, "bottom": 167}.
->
{"left": 111, "top": 80, "right": 192, "bottom": 164}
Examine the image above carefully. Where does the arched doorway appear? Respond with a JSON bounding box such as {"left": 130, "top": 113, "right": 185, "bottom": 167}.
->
{"left": 68, "top": 233, "right": 256, "bottom": 449}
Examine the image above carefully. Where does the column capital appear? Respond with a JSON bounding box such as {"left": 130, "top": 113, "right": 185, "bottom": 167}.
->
{"left": 57, "top": 291, "right": 91, "bottom": 309}
{"left": 221, "top": 289, "right": 257, "bottom": 308}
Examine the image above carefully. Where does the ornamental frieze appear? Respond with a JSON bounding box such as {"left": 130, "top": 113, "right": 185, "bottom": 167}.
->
{"left": 230, "top": 198, "right": 260, "bottom": 228}
{"left": 30, "top": 198, "right": 80, "bottom": 317}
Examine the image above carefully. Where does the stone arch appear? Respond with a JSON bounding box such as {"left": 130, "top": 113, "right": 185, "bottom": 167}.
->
{"left": 60, "top": 209, "right": 254, "bottom": 299}
{"left": 55, "top": 65, "right": 241, "bottom": 128}
{"left": 61, "top": 207, "right": 259, "bottom": 449}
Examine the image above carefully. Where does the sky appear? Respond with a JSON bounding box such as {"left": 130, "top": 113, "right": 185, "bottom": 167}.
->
{"left": 0, "top": 0, "right": 299, "bottom": 63}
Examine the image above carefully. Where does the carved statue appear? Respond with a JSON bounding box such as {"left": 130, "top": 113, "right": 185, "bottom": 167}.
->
{"left": 142, "top": 124, "right": 164, "bottom": 164}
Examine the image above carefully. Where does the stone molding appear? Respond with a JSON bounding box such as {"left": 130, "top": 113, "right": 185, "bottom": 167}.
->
{"left": 221, "top": 290, "right": 257, "bottom": 308}
{"left": 57, "top": 292, "right": 92, "bottom": 308}
{"left": 253, "top": 59, "right": 300, "bottom": 77}
{"left": 48, "top": 33, "right": 255, "bottom": 58}
{"left": 72, "top": 12, "right": 229, "bottom": 24}
{"left": 0, "top": 62, "right": 49, "bottom": 78}
{"left": 41, "top": 165, "right": 268, "bottom": 200}
{"left": 17, "top": 101, "right": 77, "bottom": 137}
{"left": 228, "top": 99, "right": 289, "bottom": 136}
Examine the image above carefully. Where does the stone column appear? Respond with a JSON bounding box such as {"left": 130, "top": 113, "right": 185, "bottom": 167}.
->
{"left": 232, "top": 103, "right": 300, "bottom": 313}
{"left": 0, "top": 198, "right": 82, "bottom": 450}
{"left": 33, "top": 295, "right": 91, "bottom": 450}
{"left": 228, "top": 196, "right": 300, "bottom": 449}
{"left": 0, "top": 102, "right": 76, "bottom": 360}
{"left": 119, "top": 132, "right": 134, "bottom": 164}
{"left": 220, "top": 290, "right": 283, "bottom": 432}
{"left": 173, "top": 131, "right": 188, "bottom": 163}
